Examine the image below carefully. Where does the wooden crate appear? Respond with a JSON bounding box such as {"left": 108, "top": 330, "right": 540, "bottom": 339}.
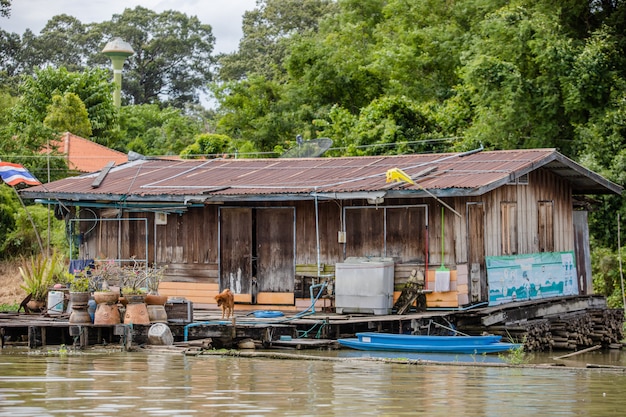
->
{"left": 165, "top": 300, "right": 193, "bottom": 324}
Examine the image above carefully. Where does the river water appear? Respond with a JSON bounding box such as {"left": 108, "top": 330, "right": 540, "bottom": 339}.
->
{"left": 1, "top": 347, "right": 625, "bottom": 416}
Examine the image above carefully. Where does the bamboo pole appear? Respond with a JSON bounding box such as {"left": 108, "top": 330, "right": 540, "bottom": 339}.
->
{"left": 553, "top": 344, "right": 601, "bottom": 360}
{"left": 618, "top": 213, "right": 625, "bottom": 315}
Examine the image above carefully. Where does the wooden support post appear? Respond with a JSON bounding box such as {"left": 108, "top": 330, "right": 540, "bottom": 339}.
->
{"left": 41, "top": 327, "right": 46, "bottom": 347}
{"left": 28, "top": 326, "right": 42, "bottom": 348}
{"left": 231, "top": 317, "right": 237, "bottom": 339}
{"left": 125, "top": 326, "right": 132, "bottom": 350}
{"left": 79, "top": 327, "right": 88, "bottom": 348}
{"left": 322, "top": 317, "right": 329, "bottom": 339}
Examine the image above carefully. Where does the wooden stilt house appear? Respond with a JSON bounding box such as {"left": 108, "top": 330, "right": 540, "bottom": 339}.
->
{"left": 21, "top": 148, "right": 622, "bottom": 311}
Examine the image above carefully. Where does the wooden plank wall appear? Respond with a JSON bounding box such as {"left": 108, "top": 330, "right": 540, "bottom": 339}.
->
{"left": 85, "top": 168, "right": 576, "bottom": 308}
{"left": 478, "top": 169, "right": 573, "bottom": 257}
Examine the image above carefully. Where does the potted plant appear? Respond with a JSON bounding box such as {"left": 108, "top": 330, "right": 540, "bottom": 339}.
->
{"left": 90, "top": 260, "right": 121, "bottom": 305}
{"left": 69, "top": 272, "right": 90, "bottom": 293}
{"left": 118, "top": 259, "right": 149, "bottom": 300}
{"left": 68, "top": 269, "right": 92, "bottom": 324}
{"left": 144, "top": 264, "right": 168, "bottom": 306}
{"left": 19, "top": 251, "right": 65, "bottom": 313}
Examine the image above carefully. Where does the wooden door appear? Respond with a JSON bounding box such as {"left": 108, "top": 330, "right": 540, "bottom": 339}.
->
{"left": 573, "top": 210, "right": 590, "bottom": 295}
{"left": 467, "top": 202, "right": 487, "bottom": 302}
{"left": 256, "top": 208, "right": 295, "bottom": 293}
{"left": 219, "top": 208, "right": 252, "bottom": 295}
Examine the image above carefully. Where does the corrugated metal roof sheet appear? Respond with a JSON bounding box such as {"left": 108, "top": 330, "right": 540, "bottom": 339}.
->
{"left": 20, "top": 149, "right": 622, "bottom": 204}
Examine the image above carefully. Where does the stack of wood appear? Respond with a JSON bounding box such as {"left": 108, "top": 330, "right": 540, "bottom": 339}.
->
{"left": 588, "top": 308, "right": 624, "bottom": 348}
{"left": 548, "top": 312, "right": 594, "bottom": 350}
{"left": 460, "top": 319, "right": 553, "bottom": 351}
{"left": 547, "top": 309, "right": 624, "bottom": 350}
{"left": 498, "top": 319, "right": 552, "bottom": 352}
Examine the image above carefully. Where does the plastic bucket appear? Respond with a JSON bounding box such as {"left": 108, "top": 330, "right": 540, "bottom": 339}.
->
{"left": 148, "top": 322, "right": 174, "bottom": 345}
{"left": 47, "top": 290, "right": 64, "bottom": 315}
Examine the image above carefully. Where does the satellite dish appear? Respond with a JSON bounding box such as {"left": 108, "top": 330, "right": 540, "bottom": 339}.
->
{"left": 280, "top": 138, "right": 333, "bottom": 158}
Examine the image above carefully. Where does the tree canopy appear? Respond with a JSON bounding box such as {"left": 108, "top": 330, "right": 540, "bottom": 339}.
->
{"left": 1, "top": 0, "right": 626, "bottom": 303}
{"left": 0, "top": 6, "right": 215, "bottom": 108}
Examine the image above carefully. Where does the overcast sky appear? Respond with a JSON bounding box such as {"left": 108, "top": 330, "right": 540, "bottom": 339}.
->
{"left": 1, "top": 0, "right": 258, "bottom": 54}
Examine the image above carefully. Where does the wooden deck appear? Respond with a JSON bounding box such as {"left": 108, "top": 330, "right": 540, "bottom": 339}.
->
{"left": 0, "top": 295, "right": 622, "bottom": 352}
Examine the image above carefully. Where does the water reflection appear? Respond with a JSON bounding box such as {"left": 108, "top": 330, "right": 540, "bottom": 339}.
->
{"left": 0, "top": 348, "right": 625, "bottom": 416}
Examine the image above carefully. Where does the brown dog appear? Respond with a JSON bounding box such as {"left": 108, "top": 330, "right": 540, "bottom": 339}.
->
{"left": 215, "top": 288, "right": 234, "bottom": 319}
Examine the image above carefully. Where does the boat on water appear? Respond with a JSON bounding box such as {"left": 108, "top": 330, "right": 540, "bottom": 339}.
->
{"left": 337, "top": 332, "right": 521, "bottom": 354}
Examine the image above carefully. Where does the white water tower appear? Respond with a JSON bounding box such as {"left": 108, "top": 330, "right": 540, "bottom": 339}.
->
{"left": 102, "top": 37, "right": 134, "bottom": 107}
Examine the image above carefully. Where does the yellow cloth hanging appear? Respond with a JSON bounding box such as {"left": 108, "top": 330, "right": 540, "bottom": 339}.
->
{"left": 386, "top": 168, "right": 415, "bottom": 185}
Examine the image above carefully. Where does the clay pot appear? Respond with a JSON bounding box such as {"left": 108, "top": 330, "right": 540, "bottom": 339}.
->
{"left": 69, "top": 308, "right": 92, "bottom": 324}
{"left": 69, "top": 291, "right": 90, "bottom": 307}
{"left": 94, "top": 303, "right": 121, "bottom": 325}
{"left": 93, "top": 291, "right": 119, "bottom": 305}
{"left": 69, "top": 292, "right": 92, "bottom": 324}
{"left": 123, "top": 294, "right": 146, "bottom": 304}
{"left": 124, "top": 302, "right": 150, "bottom": 325}
{"left": 145, "top": 294, "right": 168, "bottom": 305}
{"left": 26, "top": 299, "right": 46, "bottom": 313}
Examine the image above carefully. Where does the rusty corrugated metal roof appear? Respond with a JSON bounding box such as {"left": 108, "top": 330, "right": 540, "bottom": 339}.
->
{"left": 20, "top": 148, "right": 622, "bottom": 205}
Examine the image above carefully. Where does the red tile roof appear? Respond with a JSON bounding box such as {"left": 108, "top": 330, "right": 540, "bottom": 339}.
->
{"left": 51, "top": 132, "right": 128, "bottom": 173}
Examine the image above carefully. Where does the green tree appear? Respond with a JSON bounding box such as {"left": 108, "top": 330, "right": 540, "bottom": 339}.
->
{"left": 286, "top": 0, "right": 387, "bottom": 114}
{"left": 591, "top": 245, "right": 625, "bottom": 308}
{"left": 180, "top": 133, "right": 232, "bottom": 158}
{"left": 1, "top": 7, "right": 216, "bottom": 109}
{"left": 28, "top": 15, "right": 92, "bottom": 72}
{"left": 44, "top": 92, "right": 92, "bottom": 138}
{"left": 118, "top": 104, "right": 203, "bottom": 155}
{"left": 0, "top": 185, "right": 19, "bottom": 256}
{"left": 213, "top": 76, "right": 296, "bottom": 152}
{"left": 1, "top": 199, "right": 67, "bottom": 259}
{"left": 93, "top": 6, "right": 215, "bottom": 107}
{"left": 13, "top": 66, "right": 116, "bottom": 142}
{"left": 0, "top": 29, "right": 25, "bottom": 79}
{"left": 218, "top": 0, "right": 335, "bottom": 82}
{"left": 455, "top": 5, "right": 577, "bottom": 152}
{"left": 0, "top": 0, "right": 10, "bottom": 18}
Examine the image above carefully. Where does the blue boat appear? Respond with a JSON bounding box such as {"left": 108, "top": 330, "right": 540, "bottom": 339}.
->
{"left": 337, "top": 332, "right": 521, "bottom": 354}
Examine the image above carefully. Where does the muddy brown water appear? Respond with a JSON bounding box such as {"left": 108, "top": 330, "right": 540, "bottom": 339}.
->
{"left": 0, "top": 347, "right": 625, "bottom": 416}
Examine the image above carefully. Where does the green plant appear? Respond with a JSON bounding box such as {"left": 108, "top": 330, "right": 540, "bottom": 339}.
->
{"left": 69, "top": 274, "right": 90, "bottom": 292}
{"left": 19, "top": 251, "right": 66, "bottom": 301}
{"left": 119, "top": 259, "right": 167, "bottom": 295}
{"left": 499, "top": 337, "right": 530, "bottom": 365}
{"left": 0, "top": 302, "right": 19, "bottom": 312}
{"left": 122, "top": 286, "right": 146, "bottom": 295}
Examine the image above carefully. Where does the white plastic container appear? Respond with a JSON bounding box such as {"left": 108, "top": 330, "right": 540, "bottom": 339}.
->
{"left": 47, "top": 290, "right": 65, "bottom": 315}
{"left": 335, "top": 257, "right": 395, "bottom": 315}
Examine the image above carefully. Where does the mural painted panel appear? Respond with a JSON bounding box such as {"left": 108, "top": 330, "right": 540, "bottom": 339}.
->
{"left": 486, "top": 251, "right": 578, "bottom": 306}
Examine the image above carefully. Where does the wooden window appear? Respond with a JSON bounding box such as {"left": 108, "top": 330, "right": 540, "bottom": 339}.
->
{"left": 538, "top": 201, "right": 554, "bottom": 252}
{"left": 501, "top": 202, "right": 518, "bottom": 255}
{"left": 344, "top": 205, "right": 427, "bottom": 263}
